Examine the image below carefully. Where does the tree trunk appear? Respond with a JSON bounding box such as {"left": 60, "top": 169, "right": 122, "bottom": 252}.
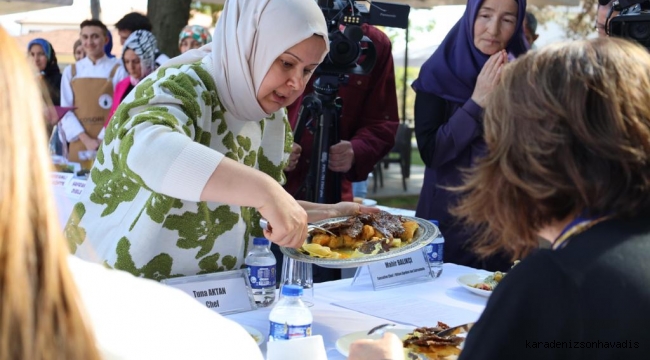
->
{"left": 147, "top": 0, "right": 192, "bottom": 58}
{"left": 90, "top": 0, "right": 101, "bottom": 20}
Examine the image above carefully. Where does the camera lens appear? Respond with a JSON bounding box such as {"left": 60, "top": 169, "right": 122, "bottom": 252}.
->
{"left": 629, "top": 22, "right": 650, "bottom": 42}
{"left": 336, "top": 42, "right": 351, "bottom": 54}
{"left": 329, "top": 37, "right": 360, "bottom": 67}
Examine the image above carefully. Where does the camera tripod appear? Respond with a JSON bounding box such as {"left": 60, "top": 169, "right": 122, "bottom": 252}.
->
{"left": 292, "top": 73, "right": 347, "bottom": 204}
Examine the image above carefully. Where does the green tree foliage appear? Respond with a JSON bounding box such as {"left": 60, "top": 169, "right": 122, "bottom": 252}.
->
{"left": 191, "top": 1, "right": 224, "bottom": 26}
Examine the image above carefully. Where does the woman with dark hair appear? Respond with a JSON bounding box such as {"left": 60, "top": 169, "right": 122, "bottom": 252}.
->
{"left": 412, "top": 0, "right": 528, "bottom": 272}
{"left": 455, "top": 37, "right": 650, "bottom": 359}
{"left": 73, "top": 39, "right": 85, "bottom": 61}
{"left": 29, "top": 38, "right": 65, "bottom": 154}
{"left": 28, "top": 38, "right": 62, "bottom": 105}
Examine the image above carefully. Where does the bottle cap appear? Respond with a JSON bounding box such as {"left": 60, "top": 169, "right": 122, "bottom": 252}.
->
{"left": 430, "top": 220, "right": 439, "bottom": 226}
{"left": 253, "top": 237, "right": 270, "bottom": 246}
{"left": 281, "top": 284, "right": 303, "bottom": 297}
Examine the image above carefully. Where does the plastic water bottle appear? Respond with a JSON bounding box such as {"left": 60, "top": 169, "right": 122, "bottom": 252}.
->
{"left": 426, "top": 220, "right": 444, "bottom": 278}
{"left": 268, "top": 285, "right": 313, "bottom": 341}
{"left": 245, "top": 237, "right": 276, "bottom": 307}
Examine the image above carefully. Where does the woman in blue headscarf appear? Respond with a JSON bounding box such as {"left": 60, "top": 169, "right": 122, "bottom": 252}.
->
{"left": 28, "top": 38, "right": 64, "bottom": 154}
{"left": 28, "top": 38, "right": 62, "bottom": 106}
{"left": 412, "top": 0, "right": 528, "bottom": 272}
{"left": 104, "top": 30, "right": 116, "bottom": 58}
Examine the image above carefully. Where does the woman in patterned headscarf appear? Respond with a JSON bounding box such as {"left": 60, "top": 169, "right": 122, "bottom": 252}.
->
{"left": 178, "top": 24, "right": 212, "bottom": 53}
{"left": 67, "top": 0, "right": 375, "bottom": 280}
{"left": 103, "top": 29, "right": 157, "bottom": 128}
{"left": 28, "top": 38, "right": 61, "bottom": 106}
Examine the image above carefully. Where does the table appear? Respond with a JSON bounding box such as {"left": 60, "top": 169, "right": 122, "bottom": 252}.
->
{"left": 227, "top": 263, "right": 489, "bottom": 359}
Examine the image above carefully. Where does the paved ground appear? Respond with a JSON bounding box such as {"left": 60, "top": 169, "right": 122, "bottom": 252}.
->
{"left": 363, "top": 163, "right": 425, "bottom": 199}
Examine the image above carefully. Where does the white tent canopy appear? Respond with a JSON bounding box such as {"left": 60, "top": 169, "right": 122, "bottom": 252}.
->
{"left": 0, "top": 0, "right": 72, "bottom": 15}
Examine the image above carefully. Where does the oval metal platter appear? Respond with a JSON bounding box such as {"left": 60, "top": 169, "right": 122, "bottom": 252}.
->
{"left": 280, "top": 216, "right": 439, "bottom": 269}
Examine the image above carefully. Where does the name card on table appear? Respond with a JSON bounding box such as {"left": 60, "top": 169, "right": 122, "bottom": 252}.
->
{"left": 161, "top": 269, "right": 257, "bottom": 315}
{"left": 65, "top": 179, "right": 87, "bottom": 199}
{"left": 364, "top": 249, "right": 435, "bottom": 290}
{"left": 52, "top": 172, "right": 74, "bottom": 188}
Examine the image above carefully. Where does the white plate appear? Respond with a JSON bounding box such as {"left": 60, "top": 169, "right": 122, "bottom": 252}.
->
{"left": 456, "top": 273, "right": 494, "bottom": 298}
{"left": 335, "top": 328, "right": 414, "bottom": 357}
{"left": 241, "top": 325, "right": 264, "bottom": 346}
{"left": 362, "top": 198, "right": 378, "bottom": 207}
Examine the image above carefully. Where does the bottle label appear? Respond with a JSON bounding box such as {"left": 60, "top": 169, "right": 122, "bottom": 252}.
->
{"left": 269, "top": 321, "right": 312, "bottom": 340}
{"left": 425, "top": 242, "right": 444, "bottom": 263}
{"left": 247, "top": 265, "right": 276, "bottom": 289}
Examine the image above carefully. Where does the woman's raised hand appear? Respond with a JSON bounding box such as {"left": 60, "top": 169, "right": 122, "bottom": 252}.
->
{"left": 471, "top": 50, "right": 508, "bottom": 108}
{"left": 258, "top": 187, "right": 308, "bottom": 249}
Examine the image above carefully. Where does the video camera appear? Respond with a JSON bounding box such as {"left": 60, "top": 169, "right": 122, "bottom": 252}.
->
{"left": 606, "top": 0, "right": 650, "bottom": 49}
{"left": 317, "top": 0, "right": 409, "bottom": 75}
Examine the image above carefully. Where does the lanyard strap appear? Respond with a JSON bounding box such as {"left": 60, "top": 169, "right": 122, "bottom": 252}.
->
{"left": 552, "top": 216, "right": 611, "bottom": 250}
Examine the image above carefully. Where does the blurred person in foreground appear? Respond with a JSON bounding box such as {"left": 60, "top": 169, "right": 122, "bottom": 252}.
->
{"left": 412, "top": 0, "right": 528, "bottom": 272}
{"left": 454, "top": 37, "right": 650, "bottom": 359}
{"left": 0, "top": 25, "right": 263, "bottom": 360}
{"left": 65, "top": 0, "right": 375, "bottom": 280}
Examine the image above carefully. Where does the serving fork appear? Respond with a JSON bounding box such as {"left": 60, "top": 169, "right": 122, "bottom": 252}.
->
{"left": 259, "top": 219, "right": 336, "bottom": 237}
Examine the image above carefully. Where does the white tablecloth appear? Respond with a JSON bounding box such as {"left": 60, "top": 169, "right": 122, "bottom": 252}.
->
{"left": 51, "top": 172, "right": 483, "bottom": 358}
{"left": 226, "top": 263, "right": 488, "bottom": 359}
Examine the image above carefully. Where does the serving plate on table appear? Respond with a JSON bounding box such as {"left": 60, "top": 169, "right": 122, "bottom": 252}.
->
{"left": 241, "top": 325, "right": 264, "bottom": 346}
{"left": 280, "top": 216, "right": 439, "bottom": 269}
{"left": 456, "top": 273, "right": 494, "bottom": 298}
{"left": 336, "top": 328, "right": 415, "bottom": 357}
{"left": 337, "top": 324, "right": 473, "bottom": 359}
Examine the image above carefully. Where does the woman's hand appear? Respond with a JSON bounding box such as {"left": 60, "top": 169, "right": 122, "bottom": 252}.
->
{"left": 348, "top": 333, "right": 405, "bottom": 360}
{"left": 329, "top": 202, "right": 379, "bottom": 218}
{"left": 79, "top": 133, "right": 100, "bottom": 151}
{"left": 201, "top": 157, "right": 308, "bottom": 249}
{"left": 259, "top": 189, "right": 308, "bottom": 248}
{"left": 298, "top": 200, "right": 380, "bottom": 223}
{"left": 471, "top": 50, "right": 508, "bottom": 108}
{"left": 284, "top": 142, "right": 302, "bottom": 172}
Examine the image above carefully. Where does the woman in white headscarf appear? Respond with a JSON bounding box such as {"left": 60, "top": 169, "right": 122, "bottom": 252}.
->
{"left": 65, "top": 0, "right": 374, "bottom": 280}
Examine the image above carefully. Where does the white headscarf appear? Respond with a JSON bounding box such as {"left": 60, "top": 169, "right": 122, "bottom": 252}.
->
{"left": 163, "top": 0, "right": 329, "bottom": 121}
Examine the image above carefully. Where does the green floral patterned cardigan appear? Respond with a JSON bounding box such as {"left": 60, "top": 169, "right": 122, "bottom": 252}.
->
{"left": 65, "top": 58, "right": 293, "bottom": 281}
